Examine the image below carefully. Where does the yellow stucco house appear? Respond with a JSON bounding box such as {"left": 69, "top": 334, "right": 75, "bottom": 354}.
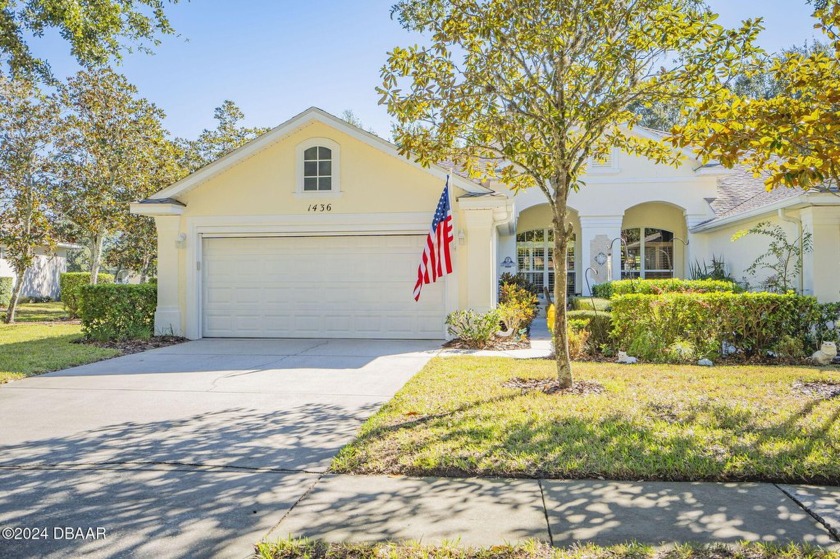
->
{"left": 132, "top": 107, "right": 840, "bottom": 340}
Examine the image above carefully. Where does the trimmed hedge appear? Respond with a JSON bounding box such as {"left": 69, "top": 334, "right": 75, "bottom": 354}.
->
{"left": 592, "top": 278, "right": 742, "bottom": 299}
{"left": 571, "top": 297, "right": 612, "bottom": 311}
{"left": 611, "top": 292, "right": 818, "bottom": 362}
{"left": 0, "top": 277, "right": 12, "bottom": 307}
{"left": 60, "top": 272, "right": 114, "bottom": 317}
{"left": 79, "top": 283, "right": 156, "bottom": 341}
{"left": 568, "top": 310, "right": 613, "bottom": 352}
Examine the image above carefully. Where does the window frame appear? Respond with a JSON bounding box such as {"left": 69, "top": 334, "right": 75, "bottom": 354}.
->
{"left": 295, "top": 137, "right": 341, "bottom": 197}
{"left": 620, "top": 227, "right": 674, "bottom": 279}
{"left": 515, "top": 228, "right": 576, "bottom": 297}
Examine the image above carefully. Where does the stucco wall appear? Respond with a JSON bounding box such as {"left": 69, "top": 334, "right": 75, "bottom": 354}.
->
{"left": 147, "top": 118, "right": 502, "bottom": 337}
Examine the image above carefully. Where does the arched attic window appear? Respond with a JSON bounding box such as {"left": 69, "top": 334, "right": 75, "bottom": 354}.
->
{"left": 297, "top": 138, "right": 341, "bottom": 194}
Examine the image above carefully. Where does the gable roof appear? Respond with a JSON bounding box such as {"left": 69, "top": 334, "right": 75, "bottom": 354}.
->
{"left": 146, "top": 107, "right": 491, "bottom": 202}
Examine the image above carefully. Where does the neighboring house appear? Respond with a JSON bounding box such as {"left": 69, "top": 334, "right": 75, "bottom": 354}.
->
{"left": 132, "top": 107, "right": 840, "bottom": 340}
{"left": 0, "top": 244, "right": 78, "bottom": 300}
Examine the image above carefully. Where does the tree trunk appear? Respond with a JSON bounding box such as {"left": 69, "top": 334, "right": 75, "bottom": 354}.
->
{"left": 3, "top": 270, "right": 26, "bottom": 324}
{"left": 90, "top": 233, "right": 104, "bottom": 285}
{"left": 552, "top": 196, "right": 573, "bottom": 388}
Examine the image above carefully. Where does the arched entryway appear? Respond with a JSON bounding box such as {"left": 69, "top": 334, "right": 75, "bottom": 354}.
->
{"left": 620, "top": 202, "right": 688, "bottom": 279}
{"left": 515, "top": 204, "right": 580, "bottom": 297}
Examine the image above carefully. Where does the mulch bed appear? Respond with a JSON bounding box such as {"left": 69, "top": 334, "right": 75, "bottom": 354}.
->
{"left": 793, "top": 380, "right": 840, "bottom": 399}
{"left": 443, "top": 336, "right": 530, "bottom": 351}
{"left": 502, "top": 377, "right": 605, "bottom": 395}
{"left": 76, "top": 335, "right": 188, "bottom": 355}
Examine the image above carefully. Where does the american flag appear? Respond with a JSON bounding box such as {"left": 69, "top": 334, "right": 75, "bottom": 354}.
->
{"left": 413, "top": 178, "right": 454, "bottom": 301}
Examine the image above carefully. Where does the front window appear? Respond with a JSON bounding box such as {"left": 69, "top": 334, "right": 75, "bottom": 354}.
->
{"left": 303, "top": 146, "right": 332, "bottom": 191}
{"left": 516, "top": 228, "right": 576, "bottom": 297}
{"left": 621, "top": 227, "right": 673, "bottom": 279}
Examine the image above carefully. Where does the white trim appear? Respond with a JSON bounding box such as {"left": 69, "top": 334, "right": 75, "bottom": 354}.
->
{"left": 691, "top": 196, "right": 809, "bottom": 233}
{"left": 149, "top": 107, "right": 491, "bottom": 200}
{"left": 130, "top": 202, "right": 185, "bottom": 216}
{"left": 296, "top": 137, "right": 341, "bottom": 194}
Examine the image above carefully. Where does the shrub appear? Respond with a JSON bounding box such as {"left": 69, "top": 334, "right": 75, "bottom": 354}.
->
{"left": 60, "top": 272, "right": 114, "bottom": 317}
{"left": 571, "top": 297, "right": 611, "bottom": 311}
{"left": 611, "top": 292, "right": 819, "bottom": 362}
{"left": 78, "top": 283, "right": 156, "bottom": 341}
{"left": 568, "top": 310, "right": 612, "bottom": 352}
{"left": 445, "top": 309, "right": 501, "bottom": 347}
{"left": 0, "top": 277, "right": 12, "bottom": 308}
{"left": 499, "top": 272, "right": 538, "bottom": 295}
{"left": 594, "top": 278, "right": 741, "bottom": 299}
{"left": 499, "top": 283, "right": 539, "bottom": 326}
{"left": 497, "top": 302, "right": 529, "bottom": 337}
{"left": 567, "top": 328, "right": 591, "bottom": 359}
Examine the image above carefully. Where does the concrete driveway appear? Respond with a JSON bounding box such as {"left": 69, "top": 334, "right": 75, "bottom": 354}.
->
{"left": 0, "top": 338, "right": 439, "bottom": 559}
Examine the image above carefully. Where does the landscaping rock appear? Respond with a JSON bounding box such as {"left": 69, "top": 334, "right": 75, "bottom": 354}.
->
{"left": 697, "top": 358, "right": 714, "bottom": 367}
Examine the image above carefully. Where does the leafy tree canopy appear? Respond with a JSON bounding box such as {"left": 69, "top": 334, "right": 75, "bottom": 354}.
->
{"left": 0, "top": 0, "right": 178, "bottom": 80}
{"left": 380, "top": 0, "right": 760, "bottom": 385}
{"left": 672, "top": 2, "right": 840, "bottom": 189}
{"left": 177, "top": 100, "right": 270, "bottom": 172}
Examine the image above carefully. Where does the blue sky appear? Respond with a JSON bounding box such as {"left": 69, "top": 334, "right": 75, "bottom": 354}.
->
{"left": 40, "top": 0, "right": 823, "bottom": 139}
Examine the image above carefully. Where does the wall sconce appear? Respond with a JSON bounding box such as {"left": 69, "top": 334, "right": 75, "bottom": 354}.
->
{"left": 175, "top": 233, "right": 187, "bottom": 248}
{"left": 501, "top": 256, "right": 515, "bottom": 268}
{"left": 458, "top": 230, "right": 466, "bottom": 245}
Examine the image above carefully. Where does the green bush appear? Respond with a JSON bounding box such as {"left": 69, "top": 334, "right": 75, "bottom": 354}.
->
{"left": 60, "top": 272, "right": 114, "bottom": 317}
{"left": 567, "top": 310, "right": 613, "bottom": 352}
{"left": 594, "top": 279, "right": 741, "bottom": 299}
{"left": 498, "top": 272, "right": 538, "bottom": 295}
{"left": 0, "top": 277, "right": 12, "bottom": 308}
{"left": 499, "top": 283, "right": 539, "bottom": 327}
{"left": 571, "top": 297, "right": 612, "bottom": 311}
{"left": 78, "top": 283, "right": 156, "bottom": 341}
{"left": 446, "top": 309, "right": 501, "bottom": 347}
{"left": 611, "top": 292, "right": 819, "bottom": 362}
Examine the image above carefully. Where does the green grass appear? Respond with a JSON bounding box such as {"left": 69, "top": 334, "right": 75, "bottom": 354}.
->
{"left": 256, "top": 539, "right": 837, "bottom": 559}
{"left": 332, "top": 357, "right": 840, "bottom": 483}
{"left": 2, "top": 301, "right": 70, "bottom": 322}
{"left": 0, "top": 322, "right": 119, "bottom": 384}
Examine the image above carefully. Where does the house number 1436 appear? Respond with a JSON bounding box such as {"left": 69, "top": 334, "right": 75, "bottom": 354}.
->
{"left": 307, "top": 204, "right": 332, "bottom": 212}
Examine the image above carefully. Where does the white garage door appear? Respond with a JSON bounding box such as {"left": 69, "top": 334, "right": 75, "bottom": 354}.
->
{"left": 202, "top": 236, "right": 447, "bottom": 339}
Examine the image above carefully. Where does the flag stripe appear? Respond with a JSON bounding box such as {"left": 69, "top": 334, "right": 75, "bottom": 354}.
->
{"left": 414, "top": 178, "right": 454, "bottom": 301}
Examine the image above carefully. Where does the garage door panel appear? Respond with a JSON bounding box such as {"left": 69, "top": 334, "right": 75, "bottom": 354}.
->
{"left": 202, "top": 236, "right": 446, "bottom": 339}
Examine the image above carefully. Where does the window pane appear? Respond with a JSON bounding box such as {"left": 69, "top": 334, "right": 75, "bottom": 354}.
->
{"left": 304, "top": 147, "right": 318, "bottom": 160}
{"left": 318, "top": 176, "right": 332, "bottom": 191}
{"left": 533, "top": 247, "right": 545, "bottom": 270}
{"left": 303, "top": 177, "right": 317, "bottom": 191}
{"left": 622, "top": 228, "right": 640, "bottom": 272}
{"left": 304, "top": 161, "right": 317, "bottom": 177}
{"left": 318, "top": 160, "right": 332, "bottom": 176}
{"left": 318, "top": 147, "right": 332, "bottom": 159}
{"left": 517, "top": 247, "right": 530, "bottom": 271}
{"left": 644, "top": 228, "right": 674, "bottom": 272}
{"left": 567, "top": 244, "right": 575, "bottom": 271}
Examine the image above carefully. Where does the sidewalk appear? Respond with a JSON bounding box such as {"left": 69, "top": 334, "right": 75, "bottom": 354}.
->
{"left": 266, "top": 474, "right": 840, "bottom": 549}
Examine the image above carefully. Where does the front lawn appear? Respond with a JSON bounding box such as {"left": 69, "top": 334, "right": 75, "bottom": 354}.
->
{"left": 0, "top": 322, "right": 119, "bottom": 384}
{"left": 257, "top": 539, "right": 837, "bottom": 559}
{"left": 332, "top": 357, "right": 840, "bottom": 483}
{"left": 2, "top": 301, "right": 70, "bottom": 322}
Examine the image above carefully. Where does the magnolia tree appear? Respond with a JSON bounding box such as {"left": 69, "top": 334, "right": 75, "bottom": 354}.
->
{"left": 673, "top": 1, "right": 840, "bottom": 189}
{"left": 54, "top": 68, "right": 181, "bottom": 284}
{"left": 0, "top": 76, "right": 59, "bottom": 323}
{"left": 380, "top": 0, "right": 760, "bottom": 386}
{"left": 0, "top": 0, "right": 177, "bottom": 80}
